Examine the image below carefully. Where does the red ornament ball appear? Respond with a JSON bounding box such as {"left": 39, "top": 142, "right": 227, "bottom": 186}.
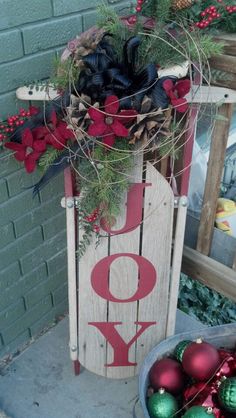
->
{"left": 149, "top": 358, "right": 186, "bottom": 395}
{"left": 184, "top": 382, "right": 222, "bottom": 417}
{"left": 215, "top": 354, "right": 236, "bottom": 379}
{"left": 182, "top": 339, "right": 221, "bottom": 381}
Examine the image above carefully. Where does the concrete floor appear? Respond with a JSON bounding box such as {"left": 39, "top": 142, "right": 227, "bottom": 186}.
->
{"left": 0, "top": 311, "right": 206, "bottom": 418}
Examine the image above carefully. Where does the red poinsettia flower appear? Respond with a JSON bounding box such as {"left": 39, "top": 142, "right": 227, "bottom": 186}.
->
{"left": 33, "top": 111, "right": 73, "bottom": 150}
{"left": 162, "top": 79, "right": 191, "bottom": 113}
{"left": 5, "top": 128, "right": 45, "bottom": 173}
{"left": 87, "top": 95, "right": 137, "bottom": 147}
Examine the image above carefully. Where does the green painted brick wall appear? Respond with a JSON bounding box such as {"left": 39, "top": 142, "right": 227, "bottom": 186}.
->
{"left": 0, "top": 0, "right": 129, "bottom": 119}
{"left": 0, "top": 0, "right": 129, "bottom": 359}
{"left": 0, "top": 152, "right": 68, "bottom": 357}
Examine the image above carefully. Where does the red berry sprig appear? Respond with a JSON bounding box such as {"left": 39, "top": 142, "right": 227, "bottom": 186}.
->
{"left": 195, "top": 1, "right": 236, "bottom": 29}
{"left": 93, "top": 224, "right": 100, "bottom": 234}
{"left": 128, "top": 0, "right": 147, "bottom": 25}
{"left": 0, "top": 106, "right": 39, "bottom": 143}
{"left": 84, "top": 208, "right": 99, "bottom": 224}
{"left": 84, "top": 208, "right": 101, "bottom": 234}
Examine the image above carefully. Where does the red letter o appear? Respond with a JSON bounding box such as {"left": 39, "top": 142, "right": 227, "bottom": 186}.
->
{"left": 91, "top": 254, "right": 157, "bottom": 303}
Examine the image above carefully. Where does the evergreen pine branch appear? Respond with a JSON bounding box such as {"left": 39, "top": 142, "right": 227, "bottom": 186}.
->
{"left": 187, "top": 33, "right": 224, "bottom": 61}
{"left": 97, "top": 3, "right": 131, "bottom": 58}
{"left": 75, "top": 142, "right": 133, "bottom": 242}
{"left": 96, "top": 3, "right": 223, "bottom": 68}
{"left": 142, "top": 0, "right": 172, "bottom": 21}
{"left": 209, "top": 69, "right": 234, "bottom": 83}
{"left": 138, "top": 28, "right": 223, "bottom": 68}
{"left": 158, "top": 134, "right": 181, "bottom": 160}
{"left": 75, "top": 142, "right": 134, "bottom": 257}
{"left": 38, "top": 148, "right": 62, "bottom": 172}
{"left": 50, "top": 56, "right": 78, "bottom": 91}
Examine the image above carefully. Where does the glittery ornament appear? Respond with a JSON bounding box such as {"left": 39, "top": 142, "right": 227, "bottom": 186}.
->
{"left": 182, "top": 406, "right": 215, "bottom": 418}
{"left": 216, "top": 350, "right": 236, "bottom": 380}
{"left": 147, "top": 388, "right": 178, "bottom": 418}
{"left": 182, "top": 339, "right": 221, "bottom": 381}
{"left": 216, "top": 356, "right": 236, "bottom": 380}
{"left": 184, "top": 382, "right": 221, "bottom": 417}
{"left": 218, "top": 377, "right": 236, "bottom": 413}
{"left": 149, "top": 358, "right": 186, "bottom": 395}
{"left": 174, "top": 340, "right": 192, "bottom": 362}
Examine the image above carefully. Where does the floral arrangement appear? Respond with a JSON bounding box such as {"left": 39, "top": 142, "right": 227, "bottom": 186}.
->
{"left": 0, "top": 0, "right": 226, "bottom": 256}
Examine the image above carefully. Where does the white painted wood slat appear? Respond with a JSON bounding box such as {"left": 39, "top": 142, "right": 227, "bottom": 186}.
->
{"left": 136, "top": 163, "right": 174, "bottom": 369}
{"left": 78, "top": 230, "right": 109, "bottom": 376}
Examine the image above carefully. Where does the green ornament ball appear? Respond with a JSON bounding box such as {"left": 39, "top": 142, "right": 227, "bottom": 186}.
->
{"left": 174, "top": 340, "right": 192, "bottom": 362}
{"left": 182, "top": 406, "right": 215, "bottom": 418}
{"left": 147, "top": 389, "right": 178, "bottom": 418}
{"left": 218, "top": 377, "right": 236, "bottom": 413}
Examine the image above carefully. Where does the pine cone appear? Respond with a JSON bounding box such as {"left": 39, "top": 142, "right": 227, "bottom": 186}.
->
{"left": 74, "top": 28, "right": 105, "bottom": 68}
{"left": 172, "top": 0, "right": 193, "bottom": 10}
{"left": 66, "top": 94, "right": 99, "bottom": 140}
{"left": 129, "top": 97, "right": 172, "bottom": 149}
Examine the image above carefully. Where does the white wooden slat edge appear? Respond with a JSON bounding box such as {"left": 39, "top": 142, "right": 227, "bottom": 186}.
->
{"left": 136, "top": 163, "right": 174, "bottom": 368}
{"left": 186, "top": 85, "right": 236, "bottom": 103}
{"left": 16, "top": 86, "right": 59, "bottom": 101}
{"left": 166, "top": 196, "right": 188, "bottom": 338}
{"left": 78, "top": 224, "right": 109, "bottom": 376}
{"left": 64, "top": 197, "right": 78, "bottom": 361}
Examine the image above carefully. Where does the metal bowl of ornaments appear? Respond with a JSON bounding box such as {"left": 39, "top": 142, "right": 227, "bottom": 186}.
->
{"left": 139, "top": 323, "right": 236, "bottom": 418}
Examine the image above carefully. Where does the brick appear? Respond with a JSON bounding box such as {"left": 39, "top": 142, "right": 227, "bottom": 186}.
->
{"left": 0, "top": 92, "right": 29, "bottom": 123}
{"left": 0, "top": 50, "right": 55, "bottom": 95}
{"left": 113, "top": 1, "right": 130, "bottom": 13}
{"left": 24, "top": 268, "right": 67, "bottom": 309}
{"left": 82, "top": 1, "right": 129, "bottom": 31}
{"left": 29, "top": 297, "right": 68, "bottom": 336}
{"left": 46, "top": 248, "right": 67, "bottom": 275}
{"left": 0, "top": 150, "right": 23, "bottom": 177}
{"left": 29, "top": 310, "right": 57, "bottom": 336}
{"left": 0, "top": 179, "right": 8, "bottom": 204}
{"left": 13, "top": 194, "right": 63, "bottom": 237}
{"left": 0, "top": 0, "right": 52, "bottom": 30}
{"left": 0, "top": 262, "right": 21, "bottom": 293}
{"left": 0, "top": 92, "right": 28, "bottom": 120}
{"left": 53, "top": 0, "right": 100, "bottom": 16}
{"left": 0, "top": 222, "right": 15, "bottom": 250}
{"left": 0, "top": 226, "right": 43, "bottom": 271}
{"left": 23, "top": 15, "right": 83, "bottom": 54}
{"left": 6, "top": 168, "right": 41, "bottom": 198}
{"left": 39, "top": 172, "right": 64, "bottom": 201}
{"left": 53, "top": 297, "right": 68, "bottom": 316}
{"left": 0, "top": 330, "right": 30, "bottom": 358}
{"left": 0, "top": 189, "right": 40, "bottom": 227}
{"left": 20, "top": 229, "right": 66, "bottom": 274}
{"left": 0, "top": 29, "right": 23, "bottom": 64}
{"left": 42, "top": 211, "right": 66, "bottom": 240}
{"left": 0, "top": 264, "right": 47, "bottom": 310}
{"left": 51, "top": 282, "right": 68, "bottom": 305}
{"left": 82, "top": 10, "right": 97, "bottom": 31}
{"left": 2, "top": 295, "right": 53, "bottom": 345}
{"left": 112, "top": 0, "right": 130, "bottom": 7}
{"left": 0, "top": 298, "right": 25, "bottom": 330}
